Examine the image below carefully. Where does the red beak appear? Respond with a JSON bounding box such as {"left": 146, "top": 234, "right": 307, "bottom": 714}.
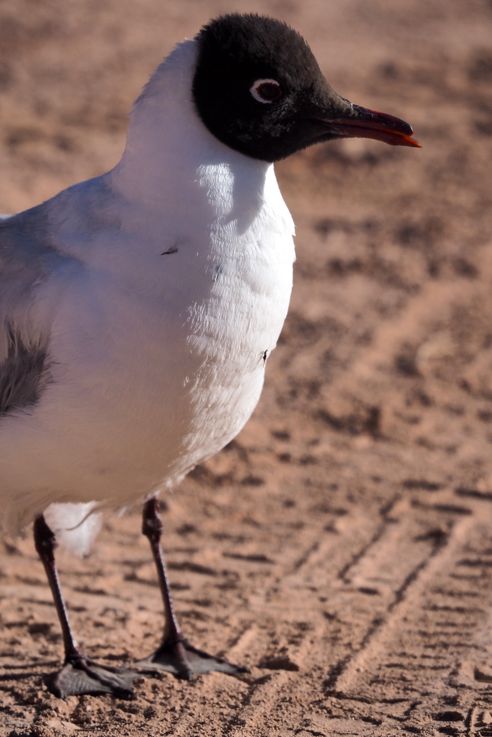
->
{"left": 328, "top": 104, "right": 421, "bottom": 148}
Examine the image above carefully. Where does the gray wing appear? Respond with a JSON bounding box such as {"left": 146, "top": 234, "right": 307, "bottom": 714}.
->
{"left": 0, "top": 207, "right": 60, "bottom": 416}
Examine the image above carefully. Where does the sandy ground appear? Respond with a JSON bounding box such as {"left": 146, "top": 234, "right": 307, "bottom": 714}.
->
{"left": 1, "top": 1, "right": 492, "bottom": 735}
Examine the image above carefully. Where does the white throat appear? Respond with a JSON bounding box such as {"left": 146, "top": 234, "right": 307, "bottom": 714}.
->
{"left": 111, "top": 40, "right": 271, "bottom": 218}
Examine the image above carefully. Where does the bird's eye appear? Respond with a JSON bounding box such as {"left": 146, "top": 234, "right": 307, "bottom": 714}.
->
{"left": 250, "top": 79, "right": 282, "bottom": 104}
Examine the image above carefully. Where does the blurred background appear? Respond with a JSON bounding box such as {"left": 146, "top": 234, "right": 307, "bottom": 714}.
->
{"left": 1, "top": 1, "right": 492, "bottom": 735}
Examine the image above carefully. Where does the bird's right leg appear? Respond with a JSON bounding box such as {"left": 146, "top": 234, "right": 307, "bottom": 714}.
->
{"left": 33, "top": 514, "right": 138, "bottom": 698}
{"left": 136, "top": 497, "right": 246, "bottom": 679}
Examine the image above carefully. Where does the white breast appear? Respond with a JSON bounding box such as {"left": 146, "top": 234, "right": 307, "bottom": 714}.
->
{"left": 178, "top": 163, "right": 295, "bottom": 471}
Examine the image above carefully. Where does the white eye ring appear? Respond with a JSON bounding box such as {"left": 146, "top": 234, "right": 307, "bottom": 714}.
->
{"left": 250, "top": 78, "right": 281, "bottom": 104}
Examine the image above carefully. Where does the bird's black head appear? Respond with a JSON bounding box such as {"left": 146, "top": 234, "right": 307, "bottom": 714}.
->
{"left": 193, "top": 14, "right": 419, "bottom": 162}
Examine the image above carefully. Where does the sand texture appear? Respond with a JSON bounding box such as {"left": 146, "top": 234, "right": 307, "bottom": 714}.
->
{"left": 1, "top": 1, "right": 492, "bottom": 735}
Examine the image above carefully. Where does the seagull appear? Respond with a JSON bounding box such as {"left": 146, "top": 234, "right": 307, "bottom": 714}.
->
{"left": 0, "top": 13, "right": 419, "bottom": 698}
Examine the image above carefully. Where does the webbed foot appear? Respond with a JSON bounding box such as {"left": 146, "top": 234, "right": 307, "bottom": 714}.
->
{"left": 136, "top": 638, "right": 247, "bottom": 680}
{"left": 47, "top": 655, "right": 138, "bottom": 698}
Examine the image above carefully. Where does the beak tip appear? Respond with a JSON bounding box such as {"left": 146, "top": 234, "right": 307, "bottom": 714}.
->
{"left": 404, "top": 135, "right": 422, "bottom": 148}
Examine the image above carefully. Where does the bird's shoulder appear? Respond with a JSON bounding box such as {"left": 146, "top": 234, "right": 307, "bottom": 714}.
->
{"left": 0, "top": 205, "right": 56, "bottom": 287}
{"left": 0, "top": 175, "right": 115, "bottom": 332}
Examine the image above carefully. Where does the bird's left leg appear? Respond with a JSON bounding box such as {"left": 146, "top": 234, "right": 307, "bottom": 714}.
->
{"left": 34, "top": 514, "right": 138, "bottom": 698}
{"left": 136, "top": 497, "right": 246, "bottom": 679}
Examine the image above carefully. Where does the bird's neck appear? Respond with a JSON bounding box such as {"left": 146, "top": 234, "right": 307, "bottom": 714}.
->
{"left": 110, "top": 40, "right": 271, "bottom": 216}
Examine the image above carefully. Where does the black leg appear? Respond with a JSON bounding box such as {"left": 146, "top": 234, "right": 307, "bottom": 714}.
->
{"left": 33, "top": 514, "right": 138, "bottom": 698}
{"left": 137, "top": 497, "right": 246, "bottom": 679}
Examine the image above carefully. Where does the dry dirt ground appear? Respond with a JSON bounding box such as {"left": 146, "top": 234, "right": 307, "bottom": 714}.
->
{"left": 1, "top": 1, "right": 492, "bottom": 735}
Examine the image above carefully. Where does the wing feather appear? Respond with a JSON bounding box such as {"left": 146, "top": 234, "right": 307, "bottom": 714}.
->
{"left": 0, "top": 207, "right": 56, "bottom": 359}
{"left": 0, "top": 208, "right": 62, "bottom": 413}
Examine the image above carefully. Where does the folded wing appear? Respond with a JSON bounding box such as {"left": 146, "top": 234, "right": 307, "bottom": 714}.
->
{"left": 0, "top": 209, "right": 59, "bottom": 416}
